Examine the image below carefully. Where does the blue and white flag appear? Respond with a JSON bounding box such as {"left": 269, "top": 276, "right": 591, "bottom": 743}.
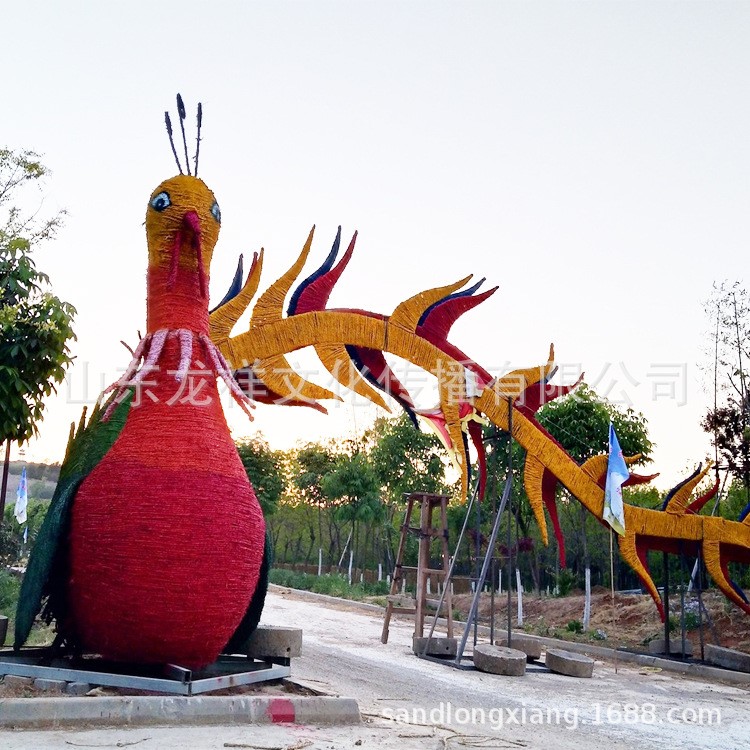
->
{"left": 14, "top": 466, "right": 28, "bottom": 526}
{"left": 603, "top": 424, "right": 628, "bottom": 536}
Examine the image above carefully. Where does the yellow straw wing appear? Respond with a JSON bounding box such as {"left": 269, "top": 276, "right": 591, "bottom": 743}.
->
{"left": 210, "top": 249, "right": 264, "bottom": 347}
{"left": 251, "top": 227, "right": 314, "bottom": 330}
{"left": 315, "top": 344, "right": 390, "bottom": 410}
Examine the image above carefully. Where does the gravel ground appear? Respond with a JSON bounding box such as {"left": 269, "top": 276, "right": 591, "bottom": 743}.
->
{"left": 260, "top": 587, "right": 750, "bottom": 750}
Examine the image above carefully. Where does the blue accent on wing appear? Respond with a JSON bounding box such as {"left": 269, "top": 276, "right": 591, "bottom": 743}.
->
{"left": 209, "top": 254, "right": 244, "bottom": 314}
{"left": 739, "top": 501, "right": 750, "bottom": 523}
{"left": 345, "top": 344, "right": 419, "bottom": 428}
{"left": 661, "top": 465, "right": 702, "bottom": 511}
{"left": 729, "top": 576, "right": 750, "bottom": 604}
{"left": 417, "top": 278, "right": 485, "bottom": 328}
{"left": 287, "top": 226, "right": 342, "bottom": 316}
{"left": 462, "top": 430, "right": 472, "bottom": 489}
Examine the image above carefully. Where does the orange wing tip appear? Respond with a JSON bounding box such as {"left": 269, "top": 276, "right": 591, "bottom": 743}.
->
{"left": 390, "top": 276, "right": 473, "bottom": 332}
{"left": 664, "top": 463, "right": 713, "bottom": 515}
{"left": 489, "top": 344, "right": 556, "bottom": 400}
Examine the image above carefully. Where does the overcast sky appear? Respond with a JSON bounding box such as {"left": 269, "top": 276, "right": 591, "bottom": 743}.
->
{"left": 3, "top": 1, "right": 749, "bottom": 488}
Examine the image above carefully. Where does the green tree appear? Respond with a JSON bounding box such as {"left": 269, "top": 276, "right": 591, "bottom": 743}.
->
{"left": 322, "top": 449, "right": 382, "bottom": 576}
{"left": 701, "top": 281, "right": 750, "bottom": 504}
{"left": 235, "top": 434, "right": 285, "bottom": 516}
{"left": 364, "top": 414, "right": 450, "bottom": 504}
{"left": 536, "top": 383, "right": 653, "bottom": 464}
{"left": 293, "top": 442, "right": 337, "bottom": 509}
{"left": 0, "top": 148, "right": 75, "bottom": 522}
{"left": 291, "top": 441, "right": 338, "bottom": 568}
{"left": 622, "top": 484, "right": 661, "bottom": 510}
{"left": 364, "top": 413, "right": 454, "bottom": 575}
{"left": 536, "top": 384, "right": 653, "bottom": 621}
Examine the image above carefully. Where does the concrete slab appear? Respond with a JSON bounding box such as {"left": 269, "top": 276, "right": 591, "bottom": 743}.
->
{"left": 243, "top": 625, "right": 303, "bottom": 659}
{"left": 412, "top": 636, "right": 457, "bottom": 657}
{"left": 2, "top": 675, "right": 33, "bottom": 690}
{"left": 705, "top": 644, "right": 750, "bottom": 673}
{"left": 473, "top": 644, "right": 526, "bottom": 676}
{"left": 545, "top": 648, "right": 594, "bottom": 678}
{"left": 648, "top": 638, "right": 693, "bottom": 657}
{"left": 495, "top": 632, "right": 543, "bottom": 661}
{"left": 32, "top": 678, "right": 66, "bottom": 693}
{"left": 66, "top": 682, "right": 92, "bottom": 696}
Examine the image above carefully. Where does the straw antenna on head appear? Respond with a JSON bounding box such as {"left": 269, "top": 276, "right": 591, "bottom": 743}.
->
{"left": 176, "top": 94, "right": 191, "bottom": 176}
{"left": 164, "top": 94, "right": 203, "bottom": 176}
{"left": 164, "top": 111, "right": 183, "bottom": 175}
{"left": 194, "top": 102, "right": 203, "bottom": 176}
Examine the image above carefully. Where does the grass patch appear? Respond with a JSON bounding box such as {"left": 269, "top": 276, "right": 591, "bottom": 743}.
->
{"left": 0, "top": 568, "right": 20, "bottom": 616}
{"left": 1, "top": 567, "right": 55, "bottom": 647}
{"left": 0, "top": 568, "right": 20, "bottom": 647}
{"left": 269, "top": 569, "right": 389, "bottom": 600}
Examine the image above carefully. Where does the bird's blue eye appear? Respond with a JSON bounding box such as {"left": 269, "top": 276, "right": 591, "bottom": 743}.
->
{"left": 211, "top": 202, "right": 221, "bottom": 223}
{"left": 150, "top": 191, "right": 171, "bottom": 212}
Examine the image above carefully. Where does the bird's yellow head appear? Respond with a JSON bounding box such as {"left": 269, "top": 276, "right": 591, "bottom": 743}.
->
{"left": 145, "top": 174, "right": 221, "bottom": 298}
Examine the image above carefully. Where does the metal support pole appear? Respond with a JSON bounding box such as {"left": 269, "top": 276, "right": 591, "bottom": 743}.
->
{"left": 454, "top": 474, "right": 512, "bottom": 666}
{"left": 489, "top": 557, "right": 495, "bottom": 645}
{"left": 489, "top": 469, "right": 497, "bottom": 644}
{"left": 421, "top": 484, "right": 479, "bottom": 655}
{"left": 473, "top": 482, "right": 481, "bottom": 646}
{"left": 679, "top": 545, "right": 687, "bottom": 659}
{"left": 506, "top": 404, "right": 513, "bottom": 648}
{"left": 696, "top": 549, "right": 705, "bottom": 661}
{"left": 663, "top": 552, "right": 670, "bottom": 656}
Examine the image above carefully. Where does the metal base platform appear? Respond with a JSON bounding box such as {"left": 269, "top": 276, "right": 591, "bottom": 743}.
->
{"left": 0, "top": 648, "right": 291, "bottom": 695}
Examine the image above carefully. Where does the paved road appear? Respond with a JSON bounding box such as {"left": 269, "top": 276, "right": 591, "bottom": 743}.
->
{"left": 2, "top": 588, "right": 749, "bottom": 749}
{"left": 261, "top": 588, "right": 749, "bottom": 749}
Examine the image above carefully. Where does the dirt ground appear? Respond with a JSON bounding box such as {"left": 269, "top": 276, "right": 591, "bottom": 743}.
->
{"left": 448, "top": 587, "right": 750, "bottom": 653}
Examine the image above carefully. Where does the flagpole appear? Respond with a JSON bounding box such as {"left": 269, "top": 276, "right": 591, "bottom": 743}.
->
{"left": 610, "top": 527, "right": 619, "bottom": 674}
{"left": 604, "top": 423, "right": 628, "bottom": 674}
{"left": 610, "top": 527, "right": 615, "bottom": 602}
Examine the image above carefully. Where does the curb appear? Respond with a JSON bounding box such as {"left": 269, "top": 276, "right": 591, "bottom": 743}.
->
{"left": 269, "top": 584, "right": 384, "bottom": 613}
{"left": 531, "top": 636, "right": 750, "bottom": 686}
{"left": 272, "top": 585, "right": 750, "bottom": 686}
{"left": 0, "top": 695, "right": 360, "bottom": 729}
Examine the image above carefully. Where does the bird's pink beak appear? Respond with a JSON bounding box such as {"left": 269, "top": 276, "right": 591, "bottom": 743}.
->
{"left": 168, "top": 211, "right": 207, "bottom": 297}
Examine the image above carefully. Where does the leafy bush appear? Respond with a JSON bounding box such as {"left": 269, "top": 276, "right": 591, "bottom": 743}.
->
{"left": 683, "top": 611, "right": 701, "bottom": 630}
{"left": 679, "top": 600, "right": 702, "bottom": 630}
{"left": 566, "top": 619, "right": 583, "bottom": 634}
{"left": 2, "top": 499, "right": 50, "bottom": 565}
{"left": 555, "top": 569, "right": 577, "bottom": 597}
{"left": 531, "top": 618, "right": 550, "bottom": 637}
{"left": 0, "top": 525, "right": 20, "bottom": 567}
{"left": 0, "top": 569, "right": 20, "bottom": 616}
